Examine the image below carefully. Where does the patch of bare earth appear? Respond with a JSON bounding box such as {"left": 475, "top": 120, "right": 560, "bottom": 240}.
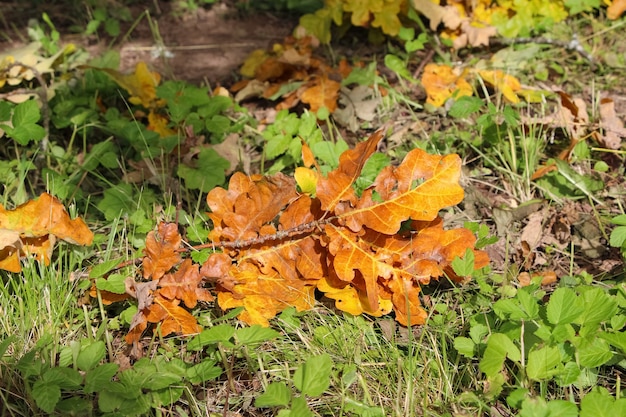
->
{"left": 0, "top": 1, "right": 295, "bottom": 85}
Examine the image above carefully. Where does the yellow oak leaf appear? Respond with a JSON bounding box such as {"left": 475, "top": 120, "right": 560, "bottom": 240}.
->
{"left": 421, "top": 63, "right": 472, "bottom": 107}
{"left": 476, "top": 69, "right": 521, "bottom": 103}
{"left": 318, "top": 277, "right": 393, "bottom": 317}
{"left": 96, "top": 61, "right": 166, "bottom": 109}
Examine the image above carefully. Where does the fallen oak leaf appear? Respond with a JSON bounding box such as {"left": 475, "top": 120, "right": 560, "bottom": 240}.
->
{"left": 143, "top": 222, "right": 182, "bottom": 280}
{"left": 87, "top": 61, "right": 166, "bottom": 109}
{"left": 0, "top": 193, "right": 93, "bottom": 272}
{"left": 145, "top": 293, "right": 201, "bottom": 337}
{"left": 159, "top": 258, "right": 214, "bottom": 308}
{"left": 421, "top": 63, "right": 473, "bottom": 107}
{"left": 344, "top": 148, "right": 465, "bottom": 234}
{"left": 608, "top": 0, "right": 626, "bottom": 19}
{"left": 300, "top": 75, "right": 341, "bottom": 113}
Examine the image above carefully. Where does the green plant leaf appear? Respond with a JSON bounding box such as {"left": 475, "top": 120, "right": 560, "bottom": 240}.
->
{"left": 76, "top": 341, "right": 106, "bottom": 372}
{"left": 55, "top": 397, "right": 93, "bottom": 415}
{"left": 611, "top": 214, "right": 626, "bottom": 227}
{"left": 98, "top": 387, "right": 123, "bottom": 413}
{"left": 32, "top": 380, "right": 61, "bottom": 413}
{"left": 580, "top": 387, "right": 626, "bottom": 417}
{"left": 526, "top": 345, "right": 561, "bottom": 380}
{"left": 577, "top": 337, "right": 613, "bottom": 368}
{"left": 293, "top": 354, "right": 333, "bottom": 396}
{"left": 95, "top": 273, "right": 127, "bottom": 294}
{"left": 186, "top": 360, "right": 223, "bottom": 384}
{"left": 0, "top": 336, "right": 14, "bottom": 357}
{"left": 289, "top": 395, "right": 313, "bottom": 417}
{"left": 479, "top": 333, "right": 520, "bottom": 378}
{"left": 89, "top": 258, "right": 123, "bottom": 279}
{"left": 13, "top": 99, "right": 41, "bottom": 125}
{"left": 235, "top": 325, "right": 280, "bottom": 345}
{"left": 576, "top": 288, "right": 617, "bottom": 327}
{"left": 188, "top": 324, "right": 236, "bottom": 350}
{"left": 384, "top": 54, "right": 415, "bottom": 82}
{"left": 85, "top": 363, "right": 119, "bottom": 393}
{"left": 449, "top": 96, "right": 484, "bottom": 119}
{"left": 451, "top": 248, "right": 475, "bottom": 277}
{"left": 546, "top": 287, "right": 584, "bottom": 325}
{"left": 453, "top": 337, "right": 475, "bottom": 357}
{"left": 177, "top": 148, "right": 229, "bottom": 192}
{"left": 610, "top": 226, "right": 626, "bottom": 248}
{"left": 255, "top": 381, "right": 292, "bottom": 407}
{"left": 600, "top": 331, "right": 626, "bottom": 354}
{"left": 42, "top": 367, "right": 83, "bottom": 390}
{"left": 556, "top": 361, "right": 581, "bottom": 386}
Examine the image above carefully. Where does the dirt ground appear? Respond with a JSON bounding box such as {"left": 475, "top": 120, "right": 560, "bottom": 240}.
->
{"left": 0, "top": 1, "right": 295, "bottom": 85}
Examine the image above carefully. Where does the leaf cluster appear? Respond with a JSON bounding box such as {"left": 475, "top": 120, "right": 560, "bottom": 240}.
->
{"left": 1, "top": 323, "right": 278, "bottom": 415}
{"left": 98, "top": 128, "right": 489, "bottom": 343}
{"left": 455, "top": 279, "right": 626, "bottom": 414}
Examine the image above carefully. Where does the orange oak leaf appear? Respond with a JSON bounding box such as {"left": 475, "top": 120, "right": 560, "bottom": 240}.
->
{"left": 142, "top": 222, "right": 182, "bottom": 280}
{"left": 344, "top": 149, "right": 465, "bottom": 234}
{"left": 145, "top": 293, "right": 201, "bottom": 337}
{"left": 217, "top": 259, "right": 317, "bottom": 327}
{"left": 207, "top": 172, "right": 298, "bottom": 243}
{"left": 0, "top": 193, "right": 93, "bottom": 272}
{"left": 125, "top": 291, "right": 201, "bottom": 344}
{"left": 608, "top": 0, "right": 626, "bottom": 19}
{"left": 300, "top": 75, "right": 341, "bottom": 113}
{"left": 386, "top": 275, "right": 428, "bottom": 326}
{"left": 159, "top": 258, "right": 214, "bottom": 308}
{"left": 317, "top": 128, "right": 384, "bottom": 212}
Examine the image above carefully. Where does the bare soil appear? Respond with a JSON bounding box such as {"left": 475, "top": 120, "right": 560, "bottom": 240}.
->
{"left": 0, "top": 1, "right": 295, "bottom": 85}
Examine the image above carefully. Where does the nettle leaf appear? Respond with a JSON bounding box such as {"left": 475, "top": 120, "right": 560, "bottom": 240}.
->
{"left": 580, "top": 387, "right": 626, "bottom": 417}
{"left": 576, "top": 337, "right": 613, "bottom": 368}
{"left": 186, "top": 360, "right": 222, "bottom": 384}
{"left": 84, "top": 363, "right": 119, "bottom": 394}
{"left": 32, "top": 380, "right": 61, "bottom": 413}
{"left": 76, "top": 341, "right": 106, "bottom": 372}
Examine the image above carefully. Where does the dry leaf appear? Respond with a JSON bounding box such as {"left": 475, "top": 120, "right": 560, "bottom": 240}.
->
{"left": 0, "top": 193, "right": 93, "bottom": 272}
{"left": 518, "top": 270, "right": 558, "bottom": 287}
{"left": 421, "top": 63, "right": 473, "bottom": 107}
{"left": 597, "top": 97, "right": 626, "bottom": 149}
{"left": 608, "top": 0, "right": 626, "bottom": 19}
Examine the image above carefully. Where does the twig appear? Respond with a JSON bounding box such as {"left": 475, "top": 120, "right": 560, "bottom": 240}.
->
{"left": 412, "top": 49, "right": 435, "bottom": 79}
